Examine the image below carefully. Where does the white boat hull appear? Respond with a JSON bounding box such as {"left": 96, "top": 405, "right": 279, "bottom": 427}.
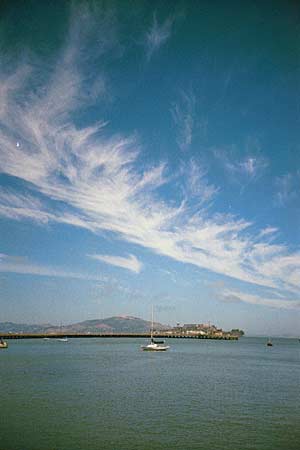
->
{"left": 141, "top": 343, "right": 169, "bottom": 351}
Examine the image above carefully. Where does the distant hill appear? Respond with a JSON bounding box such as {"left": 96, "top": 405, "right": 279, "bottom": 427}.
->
{"left": 0, "top": 321, "right": 54, "bottom": 334}
{"left": 0, "top": 316, "right": 168, "bottom": 334}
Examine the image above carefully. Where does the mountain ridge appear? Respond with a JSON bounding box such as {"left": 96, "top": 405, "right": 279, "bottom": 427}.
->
{"left": 0, "top": 316, "right": 168, "bottom": 334}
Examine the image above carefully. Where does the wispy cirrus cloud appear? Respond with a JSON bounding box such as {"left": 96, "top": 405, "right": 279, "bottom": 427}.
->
{"left": 257, "top": 227, "right": 278, "bottom": 239}
{"left": 145, "top": 12, "right": 175, "bottom": 61}
{"left": 171, "top": 90, "right": 196, "bottom": 152}
{"left": 213, "top": 147, "right": 268, "bottom": 182}
{"left": 0, "top": 5, "right": 299, "bottom": 311}
{"left": 0, "top": 189, "right": 61, "bottom": 224}
{"left": 0, "top": 253, "right": 105, "bottom": 282}
{"left": 274, "top": 172, "right": 299, "bottom": 207}
{"left": 88, "top": 253, "right": 142, "bottom": 274}
{"left": 180, "top": 159, "right": 218, "bottom": 206}
{"left": 220, "top": 288, "right": 300, "bottom": 310}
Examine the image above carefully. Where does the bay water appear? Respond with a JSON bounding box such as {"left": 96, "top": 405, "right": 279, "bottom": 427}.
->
{"left": 0, "top": 337, "right": 299, "bottom": 450}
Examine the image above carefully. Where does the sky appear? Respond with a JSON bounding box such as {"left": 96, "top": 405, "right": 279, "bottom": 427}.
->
{"left": 0, "top": 0, "right": 299, "bottom": 336}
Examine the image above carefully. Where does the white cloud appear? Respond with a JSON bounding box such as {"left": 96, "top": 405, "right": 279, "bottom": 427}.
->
{"left": 0, "top": 190, "right": 54, "bottom": 223}
{"left": 0, "top": 63, "right": 31, "bottom": 119}
{"left": 220, "top": 288, "right": 300, "bottom": 310}
{"left": 232, "top": 156, "right": 267, "bottom": 179}
{"left": 181, "top": 159, "right": 218, "bottom": 204}
{"left": 0, "top": 5, "right": 299, "bottom": 310}
{"left": 0, "top": 253, "right": 105, "bottom": 282}
{"left": 171, "top": 90, "right": 196, "bottom": 152}
{"left": 274, "top": 173, "right": 298, "bottom": 207}
{"left": 89, "top": 253, "right": 142, "bottom": 273}
{"left": 213, "top": 148, "right": 268, "bottom": 182}
{"left": 257, "top": 227, "right": 278, "bottom": 239}
{"left": 145, "top": 12, "right": 175, "bottom": 60}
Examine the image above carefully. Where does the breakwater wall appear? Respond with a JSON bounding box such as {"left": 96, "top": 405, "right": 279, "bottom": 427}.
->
{"left": 0, "top": 332, "right": 238, "bottom": 340}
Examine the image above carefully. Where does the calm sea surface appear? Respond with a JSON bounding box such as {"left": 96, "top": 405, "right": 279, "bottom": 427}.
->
{"left": 0, "top": 337, "right": 299, "bottom": 450}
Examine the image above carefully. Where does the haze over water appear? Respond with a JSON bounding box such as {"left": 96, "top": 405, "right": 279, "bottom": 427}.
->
{"left": 1, "top": 337, "right": 299, "bottom": 450}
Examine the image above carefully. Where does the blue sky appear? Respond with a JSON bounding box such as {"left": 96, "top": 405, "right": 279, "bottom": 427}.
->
{"left": 0, "top": 0, "right": 299, "bottom": 335}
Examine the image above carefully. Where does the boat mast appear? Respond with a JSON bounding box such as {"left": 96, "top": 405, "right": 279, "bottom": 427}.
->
{"left": 151, "top": 305, "right": 154, "bottom": 340}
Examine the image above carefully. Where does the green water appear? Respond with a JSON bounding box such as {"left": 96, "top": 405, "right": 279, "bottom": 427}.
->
{"left": 0, "top": 337, "right": 299, "bottom": 450}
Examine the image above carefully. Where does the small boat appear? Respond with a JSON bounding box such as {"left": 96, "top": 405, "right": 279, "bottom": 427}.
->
{"left": 267, "top": 338, "right": 273, "bottom": 347}
{"left": 43, "top": 337, "right": 50, "bottom": 341}
{"left": 141, "top": 306, "right": 169, "bottom": 352}
{"left": 0, "top": 339, "right": 8, "bottom": 349}
{"left": 141, "top": 338, "right": 169, "bottom": 351}
{"left": 57, "top": 323, "right": 68, "bottom": 342}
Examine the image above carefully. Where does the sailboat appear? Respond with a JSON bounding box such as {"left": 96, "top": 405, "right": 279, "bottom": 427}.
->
{"left": 57, "top": 337, "right": 68, "bottom": 342}
{"left": 267, "top": 338, "right": 273, "bottom": 347}
{"left": 57, "top": 323, "right": 68, "bottom": 342}
{"left": 141, "top": 306, "right": 169, "bottom": 352}
{"left": 0, "top": 338, "right": 8, "bottom": 349}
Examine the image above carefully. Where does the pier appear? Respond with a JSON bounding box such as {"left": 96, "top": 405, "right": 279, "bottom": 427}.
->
{"left": 0, "top": 332, "right": 238, "bottom": 340}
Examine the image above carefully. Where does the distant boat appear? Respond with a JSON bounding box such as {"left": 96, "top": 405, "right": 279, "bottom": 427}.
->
{"left": 267, "top": 338, "right": 273, "bottom": 347}
{"left": 0, "top": 339, "right": 8, "bottom": 349}
{"left": 141, "top": 306, "right": 169, "bottom": 352}
{"left": 43, "top": 337, "right": 50, "bottom": 341}
{"left": 57, "top": 322, "right": 68, "bottom": 342}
